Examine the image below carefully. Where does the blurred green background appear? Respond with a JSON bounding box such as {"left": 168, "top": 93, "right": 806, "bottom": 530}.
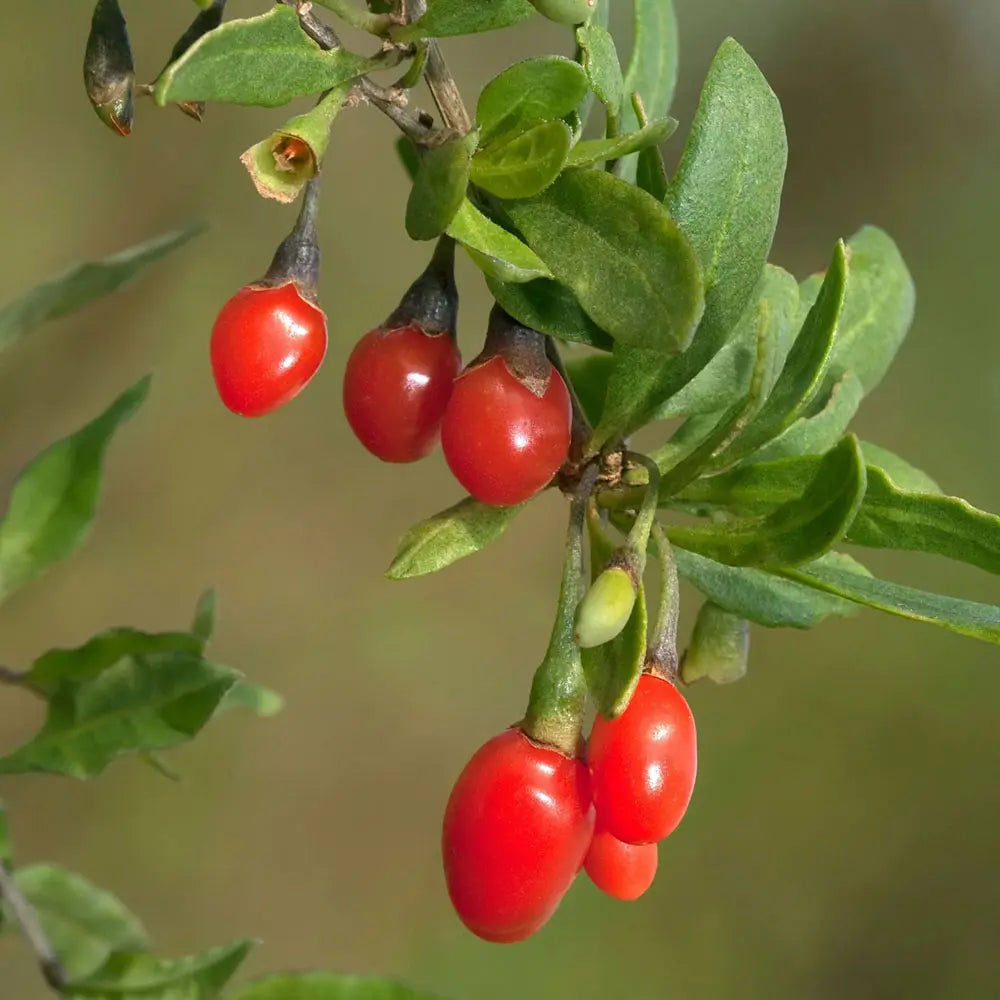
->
{"left": 1, "top": 1, "right": 999, "bottom": 997}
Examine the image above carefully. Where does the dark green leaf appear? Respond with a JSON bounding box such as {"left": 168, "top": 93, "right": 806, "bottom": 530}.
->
{"left": 406, "top": 132, "right": 477, "bottom": 241}
{"left": 386, "top": 497, "right": 525, "bottom": 580}
{"left": 675, "top": 548, "right": 864, "bottom": 629}
{"left": 667, "top": 436, "right": 866, "bottom": 568}
{"left": 190, "top": 589, "right": 216, "bottom": 646}
{"left": 751, "top": 371, "right": 864, "bottom": 462}
{"left": 596, "top": 38, "right": 787, "bottom": 443}
{"left": 231, "top": 972, "right": 447, "bottom": 1000}
{"left": 824, "top": 226, "right": 915, "bottom": 396}
{"left": 635, "top": 142, "right": 669, "bottom": 201}
{"left": 475, "top": 57, "right": 588, "bottom": 140}
{"left": 397, "top": 0, "right": 535, "bottom": 40}
{"left": 0, "top": 802, "right": 10, "bottom": 868}
{"left": 781, "top": 564, "right": 1000, "bottom": 645}
{"left": 0, "top": 226, "right": 203, "bottom": 355}
{"left": 0, "top": 652, "right": 239, "bottom": 779}
{"left": 394, "top": 136, "right": 420, "bottom": 181}
{"left": 12, "top": 865, "right": 149, "bottom": 981}
{"left": 565, "top": 353, "right": 614, "bottom": 427}
{"left": 712, "top": 241, "right": 848, "bottom": 467}
{"left": 565, "top": 118, "right": 677, "bottom": 168}
{"left": 581, "top": 506, "right": 646, "bottom": 719}
{"left": 0, "top": 378, "right": 149, "bottom": 606}
{"left": 155, "top": 7, "right": 381, "bottom": 107}
{"left": 471, "top": 121, "right": 571, "bottom": 199}
{"left": 65, "top": 940, "right": 254, "bottom": 998}
{"left": 576, "top": 24, "right": 624, "bottom": 117}
{"left": 617, "top": 0, "right": 679, "bottom": 182}
{"left": 860, "top": 441, "right": 940, "bottom": 493}
{"left": 486, "top": 276, "right": 613, "bottom": 350}
{"left": 504, "top": 169, "right": 704, "bottom": 351}
{"left": 447, "top": 201, "right": 552, "bottom": 283}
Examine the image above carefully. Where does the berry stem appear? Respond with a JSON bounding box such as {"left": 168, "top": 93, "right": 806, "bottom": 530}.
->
{"left": 0, "top": 860, "right": 67, "bottom": 994}
{"left": 545, "top": 338, "right": 592, "bottom": 469}
{"left": 263, "top": 177, "right": 322, "bottom": 299}
{"left": 384, "top": 234, "right": 458, "bottom": 335}
{"left": 646, "top": 522, "right": 680, "bottom": 679}
{"left": 521, "top": 464, "right": 599, "bottom": 756}
{"left": 622, "top": 450, "right": 661, "bottom": 570}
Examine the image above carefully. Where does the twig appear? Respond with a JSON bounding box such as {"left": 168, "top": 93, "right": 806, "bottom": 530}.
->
{"left": 423, "top": 41, "right": 472, "bottom": 134}
{"left": 0, "top": 863, "right": 67, "bottom": 993}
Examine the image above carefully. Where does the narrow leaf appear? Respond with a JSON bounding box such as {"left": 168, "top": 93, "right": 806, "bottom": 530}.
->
{"left": 12, "top": 865, "right": 149, "bottom": 981}
{"left": 386, "top": 497, "right": 524, "bottom": 580}
{"left": 0, "top": 802, "right": 11, "bottom": 868}
{"left": 231, "top": 972, "right": 447, "bottom": 1000}
{"left": 475, "top": 56, "right": 587, "bottom": 140}
{"left": 576, "top": 24, "right": 624, "bottom": 117}
{"left": 397, "top": 0, "right": 535, "bottom": 40}
{"left": 504, "top": 168, "right": 704, "bottom": 352}
{"left": 0, "top": 378, "right": 150, "bottom": 605}
{"left": 596, "top": 38, "right": 787, "bottom": 443}
{"left": 191, "top": 589, "right": 216, "bottom": 646}
{"left": 406, "top": 132, "right": 477, "bottom": 241}
{"left": 0, "top": 226, "right": 203, "bottom": 354}
{"left": 782, "top": 564, "right": 1000, "bottom": 645}
{"left": 667, "top": 436, "right": 867, "bottom": 568}
{"left": 447, "top": 201, "right": 551, "bottom": 284}
{"left": 485, "top": 276, "right": 613, "bottom": 350}
{"left": 155, "top": 6, "right": 380, "bottom": 107}
{"left": 565, "top": 118, "right": 677, "bottom": 168}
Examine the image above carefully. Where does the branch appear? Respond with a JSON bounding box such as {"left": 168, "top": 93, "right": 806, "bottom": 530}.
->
{"left": 0, "top": 862, "right": 67, "bottom": 994}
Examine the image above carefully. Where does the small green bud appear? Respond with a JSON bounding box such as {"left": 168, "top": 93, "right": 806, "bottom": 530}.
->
{"left": 83, "top": 0, "right": 135, "bottom": 137}
{"left": 574, "top": 566, "right": 637, "bottom": 649}
{"left": 528, "top": 0, "right": 597, "bottom": 26}
{"left": 681, "top": 603, "right": 750, "bottom": 685}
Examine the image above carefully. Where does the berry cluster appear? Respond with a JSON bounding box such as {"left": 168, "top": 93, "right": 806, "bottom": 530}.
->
{"left": 443, "top": 670, "right": 697, "bottom": 942}
{"left": 209, "top": 206, "right": 572, "bottom": 509}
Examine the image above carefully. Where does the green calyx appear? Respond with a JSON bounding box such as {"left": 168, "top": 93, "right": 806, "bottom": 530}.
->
{"left": 680, "top": 602, "right": 751, "bottom": 685}
{"left": 241, "top": 86, "right": 350, "bottom": 203}
{"left": 529, "top": 0, "right": 598, "bottom": 26}
{"left": 574, "top": 563, "right": 637, "bottom": 648}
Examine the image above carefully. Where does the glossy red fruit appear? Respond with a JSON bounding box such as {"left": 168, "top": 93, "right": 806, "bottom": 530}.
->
{"left": 588, "top": 673, "right": 697, "bottom": 845}
{"left": 440, "top": 357, "right": 571, "bottom": 506}
{"left": 343, "top": 324, "right": 460, "bottom": 463}
{"left": 442, "top": 728, "right": 594, "bottom": 943}
{"left": 584, "top": 822, "right": 658, "bottom": 900}
{"left": 210, "top": 282, "right": 327, "bottom": 417}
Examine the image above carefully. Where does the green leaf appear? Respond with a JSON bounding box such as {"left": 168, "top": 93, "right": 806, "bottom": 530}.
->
{"left": 0, "top": 226, "right": 203, "bottom": 355}
{"left": 471, "top": 121, "right": 571, "bottom": 199}
{"left": 675, "top": 548, "right": 864, "bottom": 629}
{"left": 656, "top": 264, "right": 799, "bottom": 421}
{"left": 190, "top": 589, "right": 216, "bottom": 646}
{"left": 712, "top": 241, "right": 848, "bottom": 467}
{"left": 231, "top": 972, "right": 446, "bottom": 1000}
{"left": 386, "top": 497, "right": 525, "bottom": 580}
{"left": 751, "top": 371, "right": 864, "bottom": 462}
{"left": 824, "top": 226, "right": 915, "bottom": 396}
{"left": 475, "top": 57, "right": 588, "bottom": 140}
{"left": 154, "top": 6, "right": 381, "bottom": 107}
{"left": 397, "top": 0, "right": 535, "bottom": 40}
{"left": 576, "top": 24, "right": 624, "bottom": 119}
{"left": 504, "top": 168, "right": 704, "bottom": 351}
{"left": 446, "top": 201, "right": 551, "bottom": 284}
{"left": 617, "top": 0, "right": 678, "bottom": 182}
{"left": 65, "top": 940, "right": 254, "bottom": 999}
{"left": 0, "top": 652, "right": 239, "bottom": 779}
{"left": 781, "top": 564, "right": 1000, "bottom": 645}
{"left": 635, "top": 141, "right": 669, "bottom": 201}
{"left": 565, "top": 353, "right": 614, "bottom": 427}
{"left": 860, "top": 441, "right": 940, "bottom": 493}
{"left": 0, "top": 802, "right": 11, "bottom": 868}
{"left": 486, "top": 276, "right": 613, "bottom": 350}
{"left": 596, "top": 38, "right": 787, "bottom": 443}
{"left": 565, "top": 118, "right": 677, "bottom": 168}
{"left": 217, "top": 681, "right": 284, "bottom": 718}
{"left": 0, "top": 378, "right": 149, "bottom": 606}
{"left": 667, "top": 436, "right": 866, "bottom": 568}
{"left": 406, "top": 132, "right": 477, "bottom": 241}
{"left": 580, "top": 505, "right": 646, "bottom": 719}
{"left": 11, "top": 865, "right": 149, "bottom": 981}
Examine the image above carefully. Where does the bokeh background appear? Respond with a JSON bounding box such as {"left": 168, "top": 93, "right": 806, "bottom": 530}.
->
{"left": 1, "top": 1, "right": 999, "bottom": 997}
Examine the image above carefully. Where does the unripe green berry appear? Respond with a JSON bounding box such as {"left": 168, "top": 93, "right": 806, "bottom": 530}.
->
{"left": 680, "top": 603, "right": 750, "bottom": 685}
{"left": 574, "top": 566, "right": 637, "bottom": 649}
{"left": 528, "top": 0, "right": 597, "bottom": 26}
